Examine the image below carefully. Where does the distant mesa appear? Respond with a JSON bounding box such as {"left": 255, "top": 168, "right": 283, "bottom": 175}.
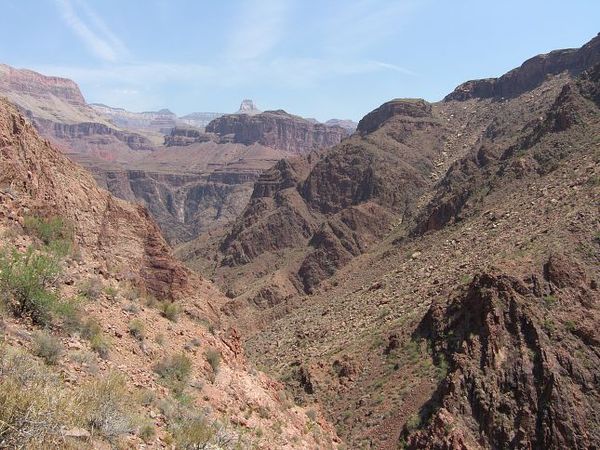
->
{"left": 325, "top": 118, "right": 358, "bottom": 132}
{"left": 236, "top": 99, "right": 261, "bottom": 115}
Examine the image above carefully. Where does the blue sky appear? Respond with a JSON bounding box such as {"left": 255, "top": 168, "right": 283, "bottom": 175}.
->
{"left": 2, "top": 0, "right": 598, "bottom": 121}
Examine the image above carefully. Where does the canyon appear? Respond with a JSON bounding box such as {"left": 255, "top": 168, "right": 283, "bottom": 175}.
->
{"left": 0, "top": 32, "right": 598, "bottom": 450}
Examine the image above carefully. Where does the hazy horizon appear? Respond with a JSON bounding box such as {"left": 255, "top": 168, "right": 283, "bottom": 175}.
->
{"left": 2, "top": 0, "right": 598, "bottom": 121}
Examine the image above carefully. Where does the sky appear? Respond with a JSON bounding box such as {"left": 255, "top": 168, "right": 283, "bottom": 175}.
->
{"left": 1, "top": 0, "right": 598, "bottom": 121}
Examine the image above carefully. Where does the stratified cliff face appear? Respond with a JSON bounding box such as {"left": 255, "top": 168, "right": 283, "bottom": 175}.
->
{"left": 100, "top": 169, "right": 257, "bottom": 243}
{"left": 206, "top": 110, "right": 349, "bottom": 154}
{"left": 0, "top": 64, "right": 155, "bottom": 160}
{"left": 445, "top": 33, "right": 600, "bottom": 101}
{"left": 189, "top": 97, "right": 451, "bottom": 308}
{"left": 163, "top": 127, "right": 217, "bottom": 146}
{"left": 90, "top": 104, "right": 179, "bottom": 134}
{"left": 0, "top": 63, "right": 86, "bottom": 107}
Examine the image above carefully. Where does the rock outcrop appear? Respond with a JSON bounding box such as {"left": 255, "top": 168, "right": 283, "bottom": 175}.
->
{"left": 90, "top": 104, "right": 180, "bottom": 134}
{"left": 445, "top": 33, "right": 600, "bottom": 101}
{"left": 408, "top": 257, "right": 599, "bottom": 449}
{"left": 206, "top": 109, "right": 349, "bottom": 155}
{"left": 236, "top": 99, "right": 261, "bottom": 115}
{"left": 179, "top": 111, "right": 224, "bottom": 128}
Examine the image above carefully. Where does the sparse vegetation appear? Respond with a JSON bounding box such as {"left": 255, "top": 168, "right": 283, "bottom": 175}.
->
{"left": 204, "top": 348, "right": 221, "bottom": 373}
{"left": 79, "top": 372, "right": 136, "bottom": 438}
{"left": 159, "top": 300, "right": 180, "bottom": 322}
{"left": 78, "top": 277, "right": 103, "bottom": 300}
{"left": 154, "top": 353, "right": 192, "bottom": 395}
{"left": 23, "top": 215, "right": 73, "bottom": 257}
{"left": 103, "top": 285, "right": 119, "bottom": 302}
{"left": 32, "top": 331, "right": 63, "bottom": 365}
{"left": 128, "top": 318, "right": 145, "bottom": 341}
{"left": 0, "top": 246, "right": 60, "bottom": 325}
{"left": 81, "top": 318, "right": 111, "bottom": 358}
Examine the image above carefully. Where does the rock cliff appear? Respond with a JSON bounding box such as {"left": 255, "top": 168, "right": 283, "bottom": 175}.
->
{"left": 206, "top": 109, "right": 350, "bottom": 155}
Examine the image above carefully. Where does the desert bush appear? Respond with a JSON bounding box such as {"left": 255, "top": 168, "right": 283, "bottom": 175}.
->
{"left": 204, "top": 349, "right": 221, "bottom": 373}
{"left": 0, "top": 246, "right": 60, "bottom": 325}
{"left": 139, "top": 421, "right": 156, "bottom": 442}
{"left": 81, "top": 318, "right": 111, "bottom": 359}
{"left": 154, "top": 353, "right": 192, "bottom": 395}
{"left": 0, "top": 347, "right": 78, "bottom": 448}
{"left": 32, "top": 331, "right": 63, "bottom": 365}
{"left": 159, "top": 300, "right": 180, "bottom": 322}
{"left": 103, "top": 286, "right": 119, "bottom": 302}
{"left": 128, "top": 319, "right": 145, "bottom": 341}
{"left": 78, "top": 372, "right": 136, "bottom": 438}
{"left": 172, "top": 415, "right": 215, "bottom": 449}
{"left": 23, "top": 215, "right": 73, "bottom": 257}
{"left": 78, "top": 277, "right": 103, "bottom": 301}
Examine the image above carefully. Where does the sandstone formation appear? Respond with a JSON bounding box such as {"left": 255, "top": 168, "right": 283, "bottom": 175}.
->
{"left": 236, "top": 99, "right": 261, "bottom": 115}
{"left": 0, "top": 97, "right": 339, "bottom": 448}
{"left": 206, "top": 109, "right": 350, "bottom": 155}
{"left": 0, "top": 64, "right": 156, "bottom": 161}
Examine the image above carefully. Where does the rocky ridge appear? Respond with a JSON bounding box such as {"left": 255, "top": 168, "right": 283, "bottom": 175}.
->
{"left": 200, "top": 35, "right": 600, "bottom": 449}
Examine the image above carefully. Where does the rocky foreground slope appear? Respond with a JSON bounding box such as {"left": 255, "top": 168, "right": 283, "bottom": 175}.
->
{"left": 0, "top": 98, "right": 338, "bottom": 449}
{"left": 178, "top": 35, "right": 600, "bottom": 448}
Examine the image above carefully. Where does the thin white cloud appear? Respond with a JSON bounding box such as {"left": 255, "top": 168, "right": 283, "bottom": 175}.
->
{"left": 55, "top": 0, "right": 127, "bottom": 62}
{"left": 34, "top": 56, "right": 409, "bottom": 93}
{"left": 322, "top": 0, "right": 420, "bottom": 54}
{"left": 227, "top": 0, "right": 292, "bottom": 61}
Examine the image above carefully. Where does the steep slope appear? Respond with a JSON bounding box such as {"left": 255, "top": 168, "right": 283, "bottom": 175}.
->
{"left": 0, "top": 98, "right": 339, "bottom": 449}
{"left": 242, "top": 37, "right": 600, "bottom": 449}
{"left": 181, "top": 97, "right": 488, "bottom": 315}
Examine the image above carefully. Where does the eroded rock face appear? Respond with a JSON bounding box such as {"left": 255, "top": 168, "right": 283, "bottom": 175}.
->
{"left": 445, "top": 33, "right": 600, "bottom": 101}
{"left": 0, "top": 99, "right": 195, "bottom": 301}
{"left": 0, "top": 64, "right": 155, "bottom": 159}
{"left": 356, "top": 98, "right": 432, "bottom": 135}
{"left": 206, "top": 110, "right": 349, "bottom": 154}
{"left": 206, "top": 96, "right": 447, "bottom": 301}
{"left": 408, "top": 257, "right": 600, "bottom": 449}
{"left": 0, "top": 63, "right": 85, "bottom": 105}
{"left": 418, "top": 62, "right": 600, "bottom": 234}
{"left": 164, "top": 127, "right": 217, "bottom": 146}
{"left": 99, "top": 169, "right": 258, "bottom": 243}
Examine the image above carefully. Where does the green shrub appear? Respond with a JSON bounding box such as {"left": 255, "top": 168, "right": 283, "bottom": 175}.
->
{"left": 204, "top": 349, "right": 221, "bottom": 373}
{"left": 0, "top": 246, "right": 60, "bottom": 325}
{"left": 404, "top": 413, "right": 421, "bottom": 432}
{"left": 172, "top": 415, "right": 215, "bottom": 448}
{"left": 154, "top": 353, "right": 192, "bottom": 395}
{"left": 54, "top": 296, "right": 83, "bottom": 331}
{"left": 23, "top": 215, "right": 73, "bottom": 257}
{"left": 32, "top": 331, "right": 63, "bottom": 365}
{"left": 81, "top": 318, "right": 110, "bottom": 359}
{"left": 159, "top": 301, "right": 180, "bottom": 322}
{"left": 128, "top": 319, "right": 145, "bottom": 341}
{"left": 103, "top": 286, "right": 119, "bottom": 302}
{"left": 139, "top": 422, "right": 156, "bottom": 442}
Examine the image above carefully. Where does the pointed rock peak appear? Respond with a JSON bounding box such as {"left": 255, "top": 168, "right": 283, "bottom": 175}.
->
{"left": 236, "top": 99, "right": 261, "bottom": 115}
